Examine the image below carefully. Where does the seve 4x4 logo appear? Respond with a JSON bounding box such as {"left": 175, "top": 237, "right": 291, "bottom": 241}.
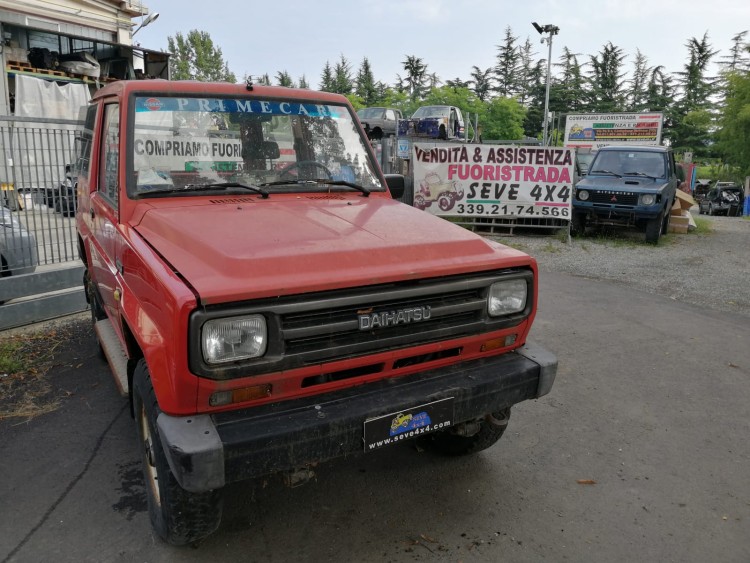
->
{"left": 390, "top": 411, "right": 431, "bottom": 436}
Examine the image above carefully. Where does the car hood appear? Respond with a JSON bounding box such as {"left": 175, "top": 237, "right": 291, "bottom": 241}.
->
{"left": 132, "top": 197, "right": 532, "bottom": 304}
{"left": 578, "top": 175, "right": 668, "bottom": 191}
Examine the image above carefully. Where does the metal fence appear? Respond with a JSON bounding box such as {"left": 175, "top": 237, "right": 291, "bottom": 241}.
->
{"left": 1, "top": 115, "right": 83, "bottom": 267}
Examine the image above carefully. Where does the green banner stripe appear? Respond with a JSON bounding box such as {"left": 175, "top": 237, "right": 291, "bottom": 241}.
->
{"left": 466, "top": 200, "right": 501, "bottom": 204}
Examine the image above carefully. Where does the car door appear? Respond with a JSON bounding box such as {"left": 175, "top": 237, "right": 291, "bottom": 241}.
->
{"left": 89, "top": 102, "right": 124, "bottom": 327}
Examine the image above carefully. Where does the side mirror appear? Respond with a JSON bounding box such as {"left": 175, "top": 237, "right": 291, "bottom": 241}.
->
{"left": 384, "top": 174, "right": 405, "bottom": 199}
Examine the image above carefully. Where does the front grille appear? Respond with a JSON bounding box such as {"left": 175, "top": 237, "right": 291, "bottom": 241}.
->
{"left": 587, "top": 191, "right": 638, "bottom": 206}
{"left": 189, "top": 269, "right": 533, "bottom": 379}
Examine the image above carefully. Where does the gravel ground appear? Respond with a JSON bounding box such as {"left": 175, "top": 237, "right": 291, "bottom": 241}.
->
{"left": 488, "top": 208, "right": 750, "bottom": 317}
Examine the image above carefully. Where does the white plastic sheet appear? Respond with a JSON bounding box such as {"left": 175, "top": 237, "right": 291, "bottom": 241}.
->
{"left": 8, "top": 75, "right": 90, "bottom": 188}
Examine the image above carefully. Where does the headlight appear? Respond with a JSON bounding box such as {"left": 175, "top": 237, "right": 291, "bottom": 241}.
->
{"left": 488, "top": 280, "right": 527, "bottom": 317}
{"left": 202, "top": 315, "right": 267, "bottom": 364}
{"left": 640, "top": 194, "right": 656, "bottom": 206}
{"left": 0, "top": 208, "right": 17, "bottom": 228}
{"left": 577, "top": 190, "right": 589, "bottom": 201}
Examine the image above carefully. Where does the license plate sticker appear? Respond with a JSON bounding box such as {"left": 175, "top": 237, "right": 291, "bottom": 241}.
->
{"left": 364, "top": 397, "right": 455, "bottom": 452}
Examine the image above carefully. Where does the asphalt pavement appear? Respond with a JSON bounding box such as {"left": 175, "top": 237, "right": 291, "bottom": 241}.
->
{"left": 1, "top": 270, "right": 749, "bottom": 562}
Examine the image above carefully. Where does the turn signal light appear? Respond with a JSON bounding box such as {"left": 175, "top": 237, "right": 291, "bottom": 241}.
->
{"left": 209, "top": 384, "right": 272, "bottom": 406}
{"left": 481, "top": 334, "right": 517, "bottom": 352}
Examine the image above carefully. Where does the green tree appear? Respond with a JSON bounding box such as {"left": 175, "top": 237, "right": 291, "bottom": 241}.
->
{"left": 333, "top": 54, "right": 354, "bottom": 95}
{"left": 481, "top": 97, "right": 526, "bottom": 141}
{"left": 445, "top": 77, "right": 470, "bottom": 89}
{"left": 516, "top": 38, "right": 537, "bottom": 106}
{"left": 720, "top": 31, "right": 750, "bottom": 72}
{"left": 355, "top": 58, "right": 378, "bottom": 106}
{"left": 671, "top": 33, "right": 718, "bottom": 153}
{"left": 319, "top": 61, "right": 335, "bottom": 91}
{"left": 398, "top": 55, "right": 429, "bottom": 101}
{"left": 299, "top": 75, "right": 309, "bottom": 89}
{"left": 644, "top": 66, "right": 673, "bottom": 112}
{"left": 469, "top": 66, "right": 494, "bottom": 102}
{"left": 716, "top": 70, "right": 750, "bottom": 175}
{"left": 522, "top": 59, "right": 546, "bottom": 138}
{"left": 587, "top": 42, "right": 627, "bottom": 112}
{"left": 167, "top": 30, "right": 236, "bottom": 82}
{"left": 495, "top": 26, "right": 519, "bottom": 97}
{"left": 625, "top": 49, "right": 651, "bottom": 111}
{"left": 551, "top": 47, "right": 587, "bottom": 113}
{"left": 275, "top": 70, "right": 295, "bottom": 88}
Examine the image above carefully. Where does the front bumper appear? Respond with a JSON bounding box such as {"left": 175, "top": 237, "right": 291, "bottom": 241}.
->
{"left": 156, "top": 341, "right": 557, "bottom": 492}
{"left": 573, "top": 201, "right": 662, "bottom": 224}
{"left": 0, "top": 229, "right": 38, "bottom": 275}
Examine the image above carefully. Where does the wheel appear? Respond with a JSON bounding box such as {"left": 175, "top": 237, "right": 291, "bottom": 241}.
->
{"left": 661, "top": 204, "right": 671, "bottom": 235}
{"left": 133, "top": 360, "right": 223, "bottom": 545}
{"left": 413, "top": 194, "right": 426, "bottom": 210}
{"left": 570, "top": 212, "right": 587, "bottom": 236}
{"left": 279, "top": 161, "right": 332, "bottom": 181}
{"left": 420, "top": 409, "right": 511, "bottom": 456}
{"left": 438, "top": 194, "right": 453, "bottom": 211}
{"left": 645, "top": 210, "right": 663, "bottom": 244}
{"left": 85, "top": 270, "right": 107, "bottom": 359}
{"left": 0, "top": 254, "right": 9, "bottom": 305}
{"left": 438, "top": 124, "right": 447, "bottom": 140}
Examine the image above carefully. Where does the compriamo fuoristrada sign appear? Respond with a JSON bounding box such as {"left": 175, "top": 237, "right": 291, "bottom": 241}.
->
{"left": 412, "top": 143, "right": 574, "bottom": 219}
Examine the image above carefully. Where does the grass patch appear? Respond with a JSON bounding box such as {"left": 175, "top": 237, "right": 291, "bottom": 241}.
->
{"left": 692, "top": 217, "right": 713, "bottom": 235}
{"left": 540, "top": 241, "right": 563, "bottom": 253}
{"left": 0, "top": 330, "right": 69, "bottom": 420}
{"left": 0, "top": 340, "right": 25, "bottom": 374}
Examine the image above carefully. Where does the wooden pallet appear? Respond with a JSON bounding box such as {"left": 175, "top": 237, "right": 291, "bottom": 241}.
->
{"left": 6, "top": 61, "right": 67, "bottom": 76}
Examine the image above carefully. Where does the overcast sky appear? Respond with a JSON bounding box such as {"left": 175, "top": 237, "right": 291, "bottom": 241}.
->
{"left": 134, "top": 0, "right": 749, "bottom": 88}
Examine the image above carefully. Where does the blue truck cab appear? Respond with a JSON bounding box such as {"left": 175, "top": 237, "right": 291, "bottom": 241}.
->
{"left": 572, "top": 146, "right": 683, "bottom": 244}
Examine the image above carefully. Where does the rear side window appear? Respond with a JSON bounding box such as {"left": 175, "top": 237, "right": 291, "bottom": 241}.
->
{"left": 99, "top": 104, "right": 120, "bottom": 205}
{"left": 76, "top": 105, "right": 96, "bottom": 177}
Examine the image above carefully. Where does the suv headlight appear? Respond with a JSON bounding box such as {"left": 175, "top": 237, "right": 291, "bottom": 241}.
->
{"left": 577, "top": 190, "right": 589, "bottom": 201}
{"left": 640, "top": 194, "right": 656, "bottom": 206}
{"left": 488, "top": 279, "right": 527, "bottom": 317}
{"left": 0, "top": 208, "right": 18, "bottom": 228}
{"left": 202, "top": 315, "right": 267, "bottom": 364}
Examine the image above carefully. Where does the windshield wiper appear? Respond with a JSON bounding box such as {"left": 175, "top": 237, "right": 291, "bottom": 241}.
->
{"left": 259, "top": 179, "right": 371, "bottom": 196}
{"left": 140, "top": 182, "right": 269, "bottom": 198}
{"left": 590, "top": 169, "right": 622, "bottom": 178}
{"left": 623, "top": 171, "right": 657, "bottom": 180}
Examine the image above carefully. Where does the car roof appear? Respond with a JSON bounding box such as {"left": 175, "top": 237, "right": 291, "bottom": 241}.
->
{"left": 598, "top": 145, "right": 668, "bottom": 153}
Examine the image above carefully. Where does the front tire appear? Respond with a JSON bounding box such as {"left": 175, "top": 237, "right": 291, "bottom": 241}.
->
{"left": 420, "top": 409, "right": 511, "bottom": 456}
{"left": 133, "top": 360, "right": 223, "bottom": 545}
{"left": 661, "top": 205, "right": 672, "bottom": 235}
{"left": 645, "top": 210, "right": 663, "bottom": 244}
{"left": 571, "top": 212, "right": 587, "bottom": 236}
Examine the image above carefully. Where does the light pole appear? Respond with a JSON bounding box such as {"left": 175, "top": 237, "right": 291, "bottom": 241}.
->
{"left": 532, "top": 22, "right": 559, "bottom": 146}
{"left": 132, "top": 11, "right": 159, "bottom": 37}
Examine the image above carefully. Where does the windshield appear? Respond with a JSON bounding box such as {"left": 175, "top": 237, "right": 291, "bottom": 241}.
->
{"left": 412, "top": 106, "right": 450, "bottom": 119}
{"left": 590, "top": 150, "right": 666, "bottom": 178}
{"left": 130, "top": 96, "right": 383, "bottom": 196}
{"left": 357, "top": 108, "right": 384, "bottom": 119}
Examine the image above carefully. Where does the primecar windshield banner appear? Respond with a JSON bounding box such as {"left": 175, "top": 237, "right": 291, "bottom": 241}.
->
{"left": 412, "top": 143, "right": 573, "bottom": 220}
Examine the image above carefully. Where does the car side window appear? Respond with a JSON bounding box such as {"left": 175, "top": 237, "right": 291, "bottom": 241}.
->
{"left": 99, "top": 104, "right": 120, "bottom": 205}
{"left": 385, "top": 109, "right": 395, "bottom": 121}
{"left": 77, "top": 105, "right": 96, "bottom": 177}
